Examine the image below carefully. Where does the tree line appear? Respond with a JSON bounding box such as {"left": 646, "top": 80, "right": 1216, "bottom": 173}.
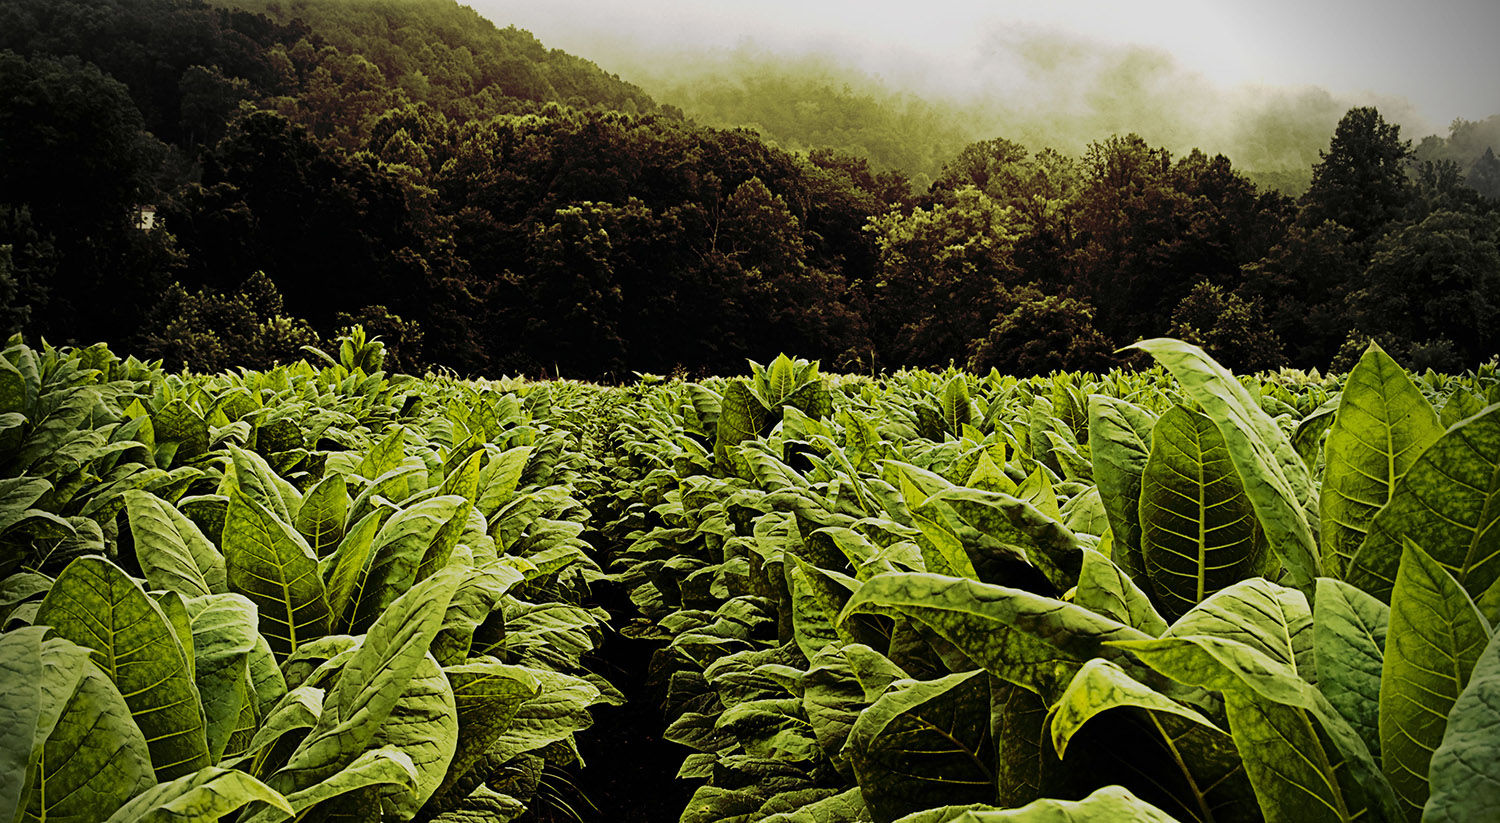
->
{"left": 2, "top": 0, "right": 1498, "bottom": 378}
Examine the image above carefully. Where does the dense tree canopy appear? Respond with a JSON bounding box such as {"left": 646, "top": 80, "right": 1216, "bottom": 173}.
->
{"left": 1, "top": 0, "right": 1497, "bottom": 376}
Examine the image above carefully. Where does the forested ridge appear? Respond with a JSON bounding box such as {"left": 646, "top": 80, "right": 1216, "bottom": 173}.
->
{"left": 2, "top": 0, "right": 1499, "bottom": 379}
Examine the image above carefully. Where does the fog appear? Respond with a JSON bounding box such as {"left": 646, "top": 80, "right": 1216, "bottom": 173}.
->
{"left": 469, "top": 0, "right": 1500, "bottom": 189}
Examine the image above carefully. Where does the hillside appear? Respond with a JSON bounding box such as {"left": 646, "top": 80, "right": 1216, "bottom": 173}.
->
{"left": 0, "top": 0, "right": 1497, "bottom": 383}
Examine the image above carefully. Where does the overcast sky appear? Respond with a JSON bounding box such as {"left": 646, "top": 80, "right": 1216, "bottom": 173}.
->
{"left": 469, "top": 0, "right": 1500, "bottom": 129}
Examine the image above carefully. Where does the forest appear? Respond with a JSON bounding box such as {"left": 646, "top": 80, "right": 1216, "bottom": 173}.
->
{"left": 1, "top": 0, "right": 1499, "bottom": 380}
{"left": 6, "top": 3, "right": 1500, "bottom": 823}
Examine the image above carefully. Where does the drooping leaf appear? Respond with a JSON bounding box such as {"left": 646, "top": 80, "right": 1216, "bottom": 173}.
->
{"left": 126, "top": 489, "right": 226, "bottom": 598}
{"left": 102, "top": 766, "right": 291, "bottom": 823}
{"left": 1379, "top": 540, "right": 1491, "bottom": 820}
{"left": 840, "top": 573, "right": 1151, "bottom": 700}
{"left": 890, "top": 785, "right": 1181, "bottom": 822}
{"left": 344, "top": 494, "right": 468, "bottom": 632}
{"left": 0, "top": 627, "right": 50, "bottom": 823}
{"left": 845, "top": 670, "right": 993, "bottom": 823}
{"left": 1048, "top": 658, "right": 1222, "bottom": 757}
{"left": 1320, "top": 343, "right": 1442, "bottom": 579}
{"left": 490, "top": 666, "right": 602, "bottom": 759}
{"left": 1139, "top": 404, "right": 1266, "bottom": 621}
{"left": 357, "top": 652, "right": 457, "bottom": 819}
{"left": 1117, "top": 633, "right": 1397, "bottom": 823}
{"left": 432, "top": 661, "right": 540, "bottom": 803}
{"left": 922, "top": 487, "right": 1084, "bottom": 593}
{"left": 1072, "top": 549, "right": 1169, "bottom": 636}
{"left": 1165, "top": 578, "right": 1315, "bottom": 682}
{"left": 252, "top": 747, "right": 419, "bottom": 823}
{"left": 36, "top": 555, "right": 212, "bottom": 780}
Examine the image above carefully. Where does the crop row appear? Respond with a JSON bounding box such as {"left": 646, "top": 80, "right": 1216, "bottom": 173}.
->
{"left": 4, "top": 334, "right": 1500, "bottom": 822}
{"left": 592, "top": 347, "right": 1500, "bottom": 822}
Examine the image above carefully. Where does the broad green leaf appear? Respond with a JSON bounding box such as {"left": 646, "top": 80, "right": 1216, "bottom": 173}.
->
{"left": 923, "top": 487, "right": 1084, "bottom": 593}
{"left": 438, "top": 450, "right": 483, "bottom": 504}
{"left": 1015, "top": 467, "right": 1061, "bottom": 522}
{"left": 940, "top": 375, "right": 972, "bottom": 436}
{"left": 323, "top": 509, "right": 383, "bottom": 631}
{"left": 1438, "top": 389, "right": 1487, "bottom": 430}
{"left": 1312, "top": 578, "right": 1388, "bottom": 760}
{"left": 891, "top": 785, "right": 1181, "bottom": 822}
{"left": 225, "top": 445, "right": 301, "bottom": 525}
{"left": 1129, "top": 338, "right": 1320, "bottom": 593}
{"left": 344, "top": 495, "right": 467, "bottom": 632}
{"left": 242, "top": 686, "right": 323, "bottom": 777}
{"left": 246, "top": 633, "right": 287, "bottom": 721}
{"left": 473, "top": 446, "right": 533, "bottom": 519}
{"left": 359, "top": 427, "right": 406, "bottom": 481}
{"left": 186, "top": 593, "right": 259, "bottom": 763}
{"left": 1348, "top": 404, "right": 1500, "bottom": 609}
{"left": 223, "top": 491, "right": 332, "bottom": 659}
{"left": 908, "top": 482, "right": 977, "bottom": 580}
{"left": 348, "top": 465, "right": 422, "bottom": 524}
{"left": 841, "top": 573, "right": 1151, "bottom": 700}
{"left": 432, "top": 662, "right": 540, "bottom": 803}
{"left": 253, "top": 747, "right": 419, "bottom": 823}
{"left": 716, "top": 380, "right": 769, "bottom": 469}
{"left": 788, "top": 556, "right": 845, "bottom": 659}
{"left": 759, "top": 786, "right": 867, "bottom": 822}
{"left": 965, "top": 448, "right": 1016, "bottom": 494}
{"left": 1072, "top": 549, "right": 1169, "bottom": 636}
{"left": 103, "top": 766, "right": 291, "bottom": 823}
{"left": 1379, "top": 541, "right": 1490, "bottom": 820}
{"left": 1048, "top": 658, "right": 1222, "bottom": 757}
{"left": 1424, "top": 632, "right": 1500, "bottom": 823}
{"left": 1165, "top": 578, "right": 1315, "bottom": 682}
{"left": 1048, "top": 658, "right": 1247, "bottom": 823}
{"left": 358, "top": 652, "right": 457, "bottom": 819}
{"left": 990, "top": 678, "right": 1047, "bottom": 808}
{"left": 36, "top": 555, "right": 212, "bottom": 780}
{"left": 1293, "top": 395, "right": 1340, "bottom": 474}
{"left": 1320, "top": 343, "right": 1441, "bottom": 578}
{"left": 1092, "top": 392, "right": 1158, "bottom": 578}
{"left": 801, "top": 645, "right": 864, "bottom": 775}
{"left": 432, "top": 561, "right": 526, "bottom": 665}
{"left": 0, "top": 627, "right": 50, "bottom": 823}
{"left": 845, "top": 670, "right": 993, "bottom": 823}
{"left": 153, "top": 398, "right": 208, "bottom": 464}
{"left": 1140, "top": 405, "right": 1266, "bottom": 621}
{"left": 294, "top": 473, "right": 348, "bottom": 558}
{"left": 126, "top": 489, "right": 226, "bottom": 598}
{"left": 483, "top": 667, "right": 601, "bottom": 764}
{"left": 24, "top": 653, "right": 155, "bottom": 823}
{"left": 1117, "top": 633, "right": 1397, "bottom": 823}
{"left": 269, "top": 567, "right": 461, "bottom": 796}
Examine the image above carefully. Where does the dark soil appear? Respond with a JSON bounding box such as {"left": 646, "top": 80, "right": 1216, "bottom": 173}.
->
{"left": 568, "top": 576, "right": 695, "bottom": 823}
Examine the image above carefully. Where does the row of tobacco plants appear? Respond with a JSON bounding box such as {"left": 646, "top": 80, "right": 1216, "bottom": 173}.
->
{"left": 592, "top": 346, "right": 1500, "bottom": 823}
{"left": 0, "top": 330, "right": 624, "bottom": 822}
{"left": 6, "top": 329, "right": 1500, "bottom": 822}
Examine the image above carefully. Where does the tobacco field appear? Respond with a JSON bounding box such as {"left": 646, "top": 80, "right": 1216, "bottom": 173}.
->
{"left": 2, "top": 331, "right": 1499, "bottom": 823}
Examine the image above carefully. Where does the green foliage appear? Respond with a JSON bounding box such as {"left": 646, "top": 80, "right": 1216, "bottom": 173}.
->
{"left": 0, "top": 337, "right": 616, "bottom": 822}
